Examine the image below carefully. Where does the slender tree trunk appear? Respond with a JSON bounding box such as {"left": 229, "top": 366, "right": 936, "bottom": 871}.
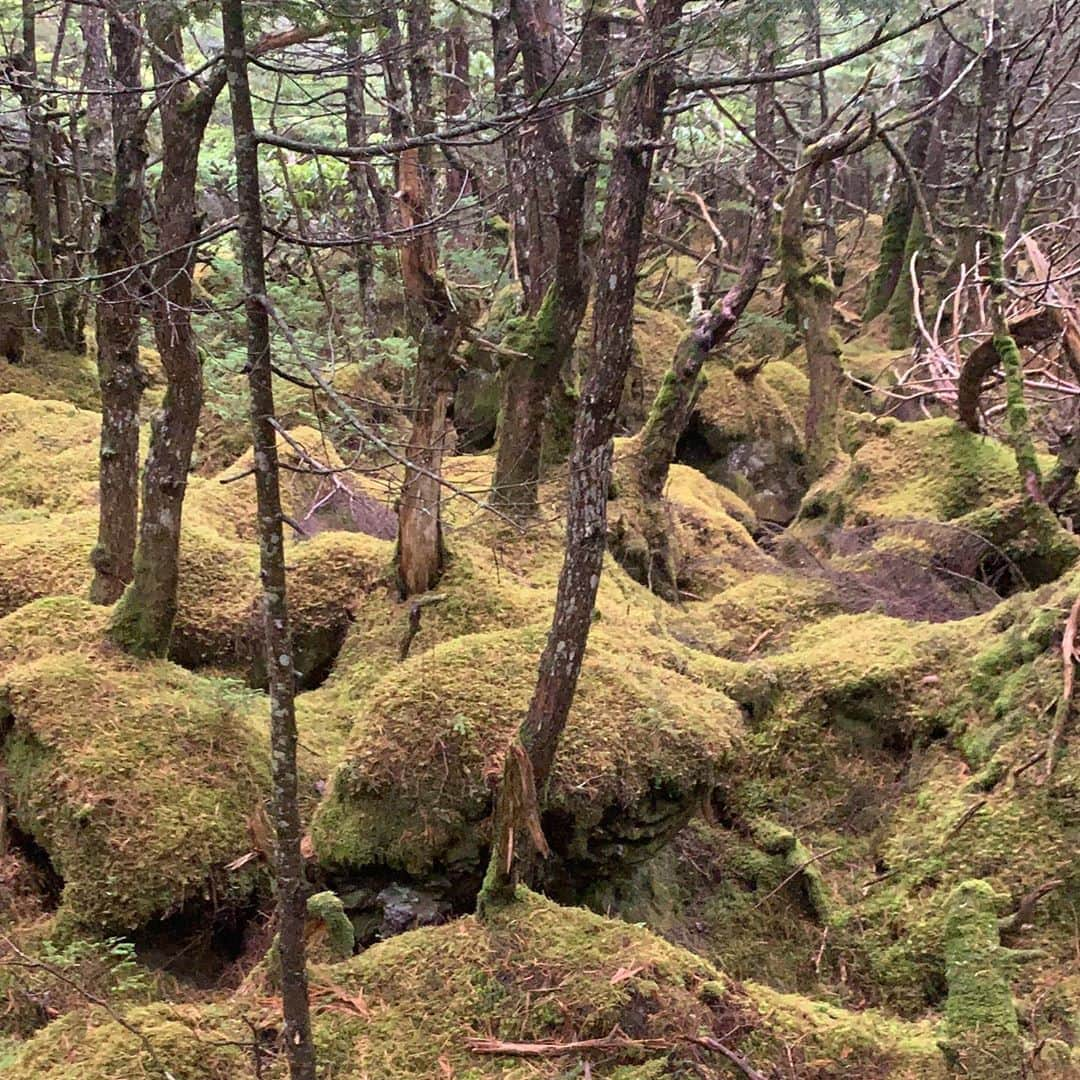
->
{"left": 0, "top": 227, "right": 23, "bottom": 363}
{"left": 90, "top": 2, "right": 148, "bottom": 604}
{"left": 221, "top": 5, "right": 316, "bottom": 1078}
{"left": 864, "top": 25, "right": 954, "bottom": 322}
{"left": 109, "top": 22, "right": 223, "bottom": 655}
{"left": 17, "top": 0, "right": 64, "bottom": 349}
{"left": 343, "top": 30, "right": 380, "bottom": 328}
{"left": 395, "top": 0, "right": 463, "bottom": 596}
{"left": 479, "top": 0, "right": 684, "bottom": 913}
{"left": 781, "top": 126, "right": 872, "bottom": 480}
{"left": 443, "top": 17, "right": 472, "bottom": 207}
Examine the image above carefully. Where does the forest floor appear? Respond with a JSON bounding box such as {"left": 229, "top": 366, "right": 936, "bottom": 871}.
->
{"left": 0, "top": 253, "right": 1078, "bottom": 1078}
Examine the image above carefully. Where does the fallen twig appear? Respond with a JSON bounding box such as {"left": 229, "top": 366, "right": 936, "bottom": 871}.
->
{"left": 688, "top": 1035, "right": 769, "bottom": 1080}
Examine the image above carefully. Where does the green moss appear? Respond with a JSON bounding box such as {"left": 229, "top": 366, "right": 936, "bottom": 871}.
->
{"left": 307, "top": 890, "right": 355, "bottom": 960}
{"left": 864, "top": 195, "right": 914, "bottom": 322}
{"left": 0, "top": 394, "right": 102, "bottom": 514}
{"left": 312, "top": 623, "right": 741, "bottom": 883}
{"left": 0, "top": 606, "right": 269, "bottom": 931}
{"left": 803, "top": 416, "right": 1026, "bottom": 524}
{"left": 942, "top": 880, "right": 1023, "bottom": 1078}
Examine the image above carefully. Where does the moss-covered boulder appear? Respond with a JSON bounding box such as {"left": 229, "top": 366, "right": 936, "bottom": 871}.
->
{"left": 803, "top": 416, "right": 1027, "bottom": 525}
{"left": 1, "top": 891, "right": 950, "bottom": 1079}
{"left": 683, "top": 363, "right": 807, "bottom": 521}
{"left": 0, "top": 600, "right": 269, "bottom": 933}
{"left": 311, "top": 624, "right": 741, "bottom": 896}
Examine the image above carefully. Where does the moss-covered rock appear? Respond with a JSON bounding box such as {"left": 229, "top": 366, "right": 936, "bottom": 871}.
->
{"left": 0, "top": 891, "right": 951, "bottom": 1079}
{"left": 683, "top": 364, "right": 807, "bottom": 521}
{"left": 311, "top": 623, "right": 741, "bottom": 893}
{"left": 0, "top": 600, "right": 269, "bottom": 932}
{"left": 802, "top": 416, "right": 1029, "bottom": 525}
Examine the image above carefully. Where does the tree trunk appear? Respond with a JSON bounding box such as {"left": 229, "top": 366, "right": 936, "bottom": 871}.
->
{"left": 489, "top": 0, "right": 593, "bottom": 520}
{"left": 443, "top": 18, "right": 472, "bottom": 207}
{"left": 343, "top": 32, "right": 379, "bottom": 329}
{"left": 395, "top": 0, "right": 462, "bottom": 597}
{"left": 221, "top": 5, "right": 317, "bottom": 1078}
{"left": 109, "top": 20, "right": 223, "bottom": 655}
{"left": 0, "top": 227, "right": 23, "bottom": 363}
{"left": 17, "top": 0, "right": 64, "bottom": 349}
{"left": 781, "top": 126, "right": 872, "bottom": 480}
{"left": 90, "top": 2, "right": 147, "bottom": 605}
{"left": 479, "top": 0, "right": 684, "bottom": 913}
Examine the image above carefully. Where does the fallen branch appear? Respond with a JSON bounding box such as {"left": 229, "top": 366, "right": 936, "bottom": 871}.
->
{"left": 1000, "top": 880, "right": 1065, "bottom": 938}
{"left": 688, "top": 1035, "right": 769, "bottom": 1080}
{"left": 467, "top": 1032, "right": 668, "bottom": 1056}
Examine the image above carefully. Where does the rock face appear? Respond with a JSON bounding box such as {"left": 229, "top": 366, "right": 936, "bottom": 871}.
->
{"left": 310, "top": 624, "right": 742, "bottom": 907}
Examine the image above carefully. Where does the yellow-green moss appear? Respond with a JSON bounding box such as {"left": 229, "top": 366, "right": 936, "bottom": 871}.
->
{"left": 312, "top": 623, "right": 741, "bottom": 881}
{"left": 0, "top": 608, "right": 269, "bottom": 931}
{"left": 2, "top": 891, "right": 958, "bottom": 1079}
{"left": 942, "top": 879, "right": 1023, "bottom": 1078}
{"left": 0, "top": 344, "right": 100, "bottom": 410}
{"left": 802, "top": 416, "right": 1029, "bottom": 524}
{"left": 0, "top": 394, "right": 101, "bottom": 514}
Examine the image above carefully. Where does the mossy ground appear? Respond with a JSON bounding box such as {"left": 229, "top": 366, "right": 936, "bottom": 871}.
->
{"left": 4, "top": 315, "right": 1080, "bottom": 1078}
{"left": 2, "top": 890, "right": 953, "bottom": 1079}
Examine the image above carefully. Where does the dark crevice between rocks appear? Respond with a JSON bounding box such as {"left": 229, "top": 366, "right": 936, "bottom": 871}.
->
{"left": 130, "top": 895, "right": 264, "bottom": 990}
{"left": 2, "top": 816, "right": 64, "bottom": 912}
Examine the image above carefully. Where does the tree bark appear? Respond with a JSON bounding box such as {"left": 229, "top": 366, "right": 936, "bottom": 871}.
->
{"left": 343, "top": 31, "right": 380, "bottom": 329}
{"left": 221, "top": 4, "right": 316, "bottom": 1078}
{"left": 488, "top": 0, "right": 593, "bottom": 520}
{"left": 17, "top": 0, "right": 64, "bottom": 349}
{"left": 781, "top": 126, "right": 872, "bottom": 480}
{"left": 394, "top": 0, "right": 464, "bottom": 597}
{"left": 90, "top": 2, "right": 148, "bottom": 605}
{"left": 479, "top": 0, "right": 684, "bottom": 913}
{"left": 109, "top": 17, "right": 223, "bottom": 655}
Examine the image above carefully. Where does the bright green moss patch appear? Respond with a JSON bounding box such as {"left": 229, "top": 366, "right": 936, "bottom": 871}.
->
{"left": 0, "top": 611, "right": 269, "bottom": 932}
{"left": 312, "top": 623, "right": 741, "bottom": 884}
{"left": 942, "top": 880, "right": 1023, "bottom": 1078}
{"left": 803, "top": 416, "right": 1024, "bottom": 524}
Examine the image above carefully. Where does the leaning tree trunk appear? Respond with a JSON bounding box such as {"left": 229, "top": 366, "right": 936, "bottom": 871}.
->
{"left": 0, "top": 228, "right": 23, "bottom": 363}
{"left": 90, "top": 3, "right": 148, "bottom": 605}
{"left": 479, "top": 0, "right": 684, "bottom": 914}
{"left": 220, "top": 5, "right": 316, "bottom": 1079}
{"left": 623, "top": 72, "right": 777, "bottom": 596}
{"left": 985, "top": 231, "right": 1042, "bottom": 502}
{"left": 109, "top": 21, "right": 222, "bottom": 655}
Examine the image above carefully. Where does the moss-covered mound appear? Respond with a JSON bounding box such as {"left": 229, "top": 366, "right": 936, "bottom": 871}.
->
{"left": 1, "top": 891, "right": 950, "bottom": 1079}
{"left": 803, "top": 415, "right": 1026, "bottom": 525}
{"left": 0, "top": 599, "right": 269, "bottom": 932}
{"left": 311, "top": 623, "right": 741, "bottom": 892}
{"left": 684, "top": 363, "right": 807, "bottom": 521}
{"left": 0, "top": 393, "right": 101, "bottom": 514}
{"left": 0, "top": 345, "right": 101, "bottom": 410}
